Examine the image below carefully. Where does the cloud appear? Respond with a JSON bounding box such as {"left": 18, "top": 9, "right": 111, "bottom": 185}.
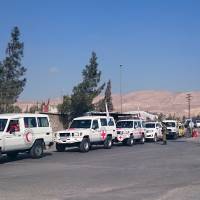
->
{"left": 49, "top": 67, "right": 59, "bottom": 74}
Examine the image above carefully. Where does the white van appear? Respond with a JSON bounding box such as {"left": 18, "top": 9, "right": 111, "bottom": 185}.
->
{"left": 0, "top": 113, "right": 53, "bottom": 159}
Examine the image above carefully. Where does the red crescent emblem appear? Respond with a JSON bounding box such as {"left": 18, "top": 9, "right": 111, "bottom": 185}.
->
{"left": 24, "top": 131, "right": 33, "bottom": 143}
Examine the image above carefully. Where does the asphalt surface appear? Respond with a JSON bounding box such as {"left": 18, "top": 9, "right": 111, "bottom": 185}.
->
{"left": 1, "top": 140, "right": 200, "bottom": 200}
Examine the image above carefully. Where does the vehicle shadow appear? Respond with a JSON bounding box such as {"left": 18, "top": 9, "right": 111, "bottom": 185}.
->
{"left": 0, "top": 152, "right": 52, "bottom": 164}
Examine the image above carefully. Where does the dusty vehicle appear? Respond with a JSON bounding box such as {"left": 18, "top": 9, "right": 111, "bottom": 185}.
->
{"left": 163, "top": 120, "right": 178, "bottom": 139}
{"left": 115, "top": 119, "right": 145, "bottom": 146}
{"left": 145, "top": 121, "right": 163, "bottom": 142}
{"left": 0, "top": 114, "right": 53, "bottom": 159}
{"left": 54, "top": 116, "right": 116, "bottom": 152}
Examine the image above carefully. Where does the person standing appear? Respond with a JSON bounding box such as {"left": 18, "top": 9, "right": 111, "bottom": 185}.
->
{"left": 161, "top": 122, "right": 167, "bottom": 145}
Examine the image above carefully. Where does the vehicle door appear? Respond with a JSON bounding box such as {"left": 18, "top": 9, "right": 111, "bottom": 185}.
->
{"left": 37, "top": 117, "right": 52, "bottom": 142}
{"left": 0, "top": 119, "right": 8, "bottom": 152}
{"left": 23, "top": 117, "right": 38, "bottom": 148}
{"left": 133, "top": 121, "right": 141, "bottom": 139}
{"left": 107, "top": 118, "right": 116, "bottom": 138}
{"left": 3, "top": 118, "right": 25, "bottom": 151}
{"left": 91, "top": 119, "right": 101, "bottom": 142}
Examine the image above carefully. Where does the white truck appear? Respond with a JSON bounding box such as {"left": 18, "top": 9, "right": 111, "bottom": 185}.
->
{"left": 145, "top": 121, "right": 163, "bottom": 142}
{"left": 163, "top": 120, "right": 178, "bottom": 139}
{"left": 0, "top": 113, "right": 53, "bottom": 159}
{"left": 115, "top": 119, "right": 145, "bottom": 146}
{"left": 54, "top": 116, "right": 116, "bottom": 152}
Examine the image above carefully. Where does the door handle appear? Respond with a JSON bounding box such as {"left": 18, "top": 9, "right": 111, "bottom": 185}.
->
{"left": 46, "top": 132, "right": 50, "bottom": 135}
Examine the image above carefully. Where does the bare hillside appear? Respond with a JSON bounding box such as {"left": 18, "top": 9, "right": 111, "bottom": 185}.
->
{"left": 111, "top": 90, "right": 200, "bottom": 117}
{"left": 16, "top": 90, "right": 200, "bottom": 117}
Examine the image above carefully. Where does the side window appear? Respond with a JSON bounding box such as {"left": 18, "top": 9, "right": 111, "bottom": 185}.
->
{"left": 138, "top": 121, "right": 142, "bottom": 128}
{"left": 24, "top": 117, "right": 37, "bottom": 128}
{"left": 108, "top": 118, "right": 114, "bottom": 126}
{"left": 7, "top": 120, "right": 20, "bottom": 132}
{"left": 134, "top": 122, "right": 138, "bottom": 129}
{"left": 92, "top": 120, "right": 99, "bottom": 130}
{"left": 37, "top": 117, "right": 49, "bottom": 127}
{"left": 100, "top": 118, "right": 107, "bottom": 126}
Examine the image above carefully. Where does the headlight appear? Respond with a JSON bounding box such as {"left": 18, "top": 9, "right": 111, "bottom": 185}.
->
{"left": 54, "top": 133, "right": 60, "bottom": 139}
{"left": 73, "top": 132, "right": 80, "bottom": 137}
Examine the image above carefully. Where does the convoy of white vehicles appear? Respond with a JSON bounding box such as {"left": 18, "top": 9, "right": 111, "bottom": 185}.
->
{"left": 0, "top": 112, "right": 185, "bottom": 160}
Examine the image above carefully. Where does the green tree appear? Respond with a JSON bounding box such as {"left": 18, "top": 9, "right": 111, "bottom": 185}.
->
{"left": 158, "top": 113, "right": 165, "bottom": 122}
{"left": 96, "top": 80, "right": 114, "bottom": 112}
{"left": 57, "top": 95, "right": 71, "bottom": 115}
{"left": 0, "top": 27, "right": 26, "bottom": 113}
{"left": 70, "top": 52, "right": 105, "bottom": 118}
{"left": 57, "top": 95, "right": 72, "bottom": 128}
{"left": 104, "top": 80, "right": 113, "bottom": 111}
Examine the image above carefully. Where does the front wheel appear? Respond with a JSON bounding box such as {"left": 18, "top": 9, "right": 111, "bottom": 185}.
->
{"left": 30, "top": 140, "right": 44, "bottom": 159}
{"left": 104, "top": 137, "right": 112, "bottom": 149}
{"left": 56, "top": 143, "right": 66, "bottom": 152}
{"left": 153, "top": 134, "right": 158, "bottom": 143}
{"left": 127, "top": 137, "right": 134, "bottom": 146}
{"left": 80, "top": 138, "right": 90, "bottom": 153}
{"left": 140, "top": 134, "right": 145, "bottom": 144}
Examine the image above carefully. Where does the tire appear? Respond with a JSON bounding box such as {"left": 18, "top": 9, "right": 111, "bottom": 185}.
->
{"left": 173, "top": 133, "right": 178, "bottom": 140}
{"left": 56, "top": 143, "right": 66, "bottom": 152}
{"left": 30, "top": 140, "right": 44, "bottom": 159}
{"left": 7, "top": 152, "right": 18, "bottom": 160}
{"left": 127, "top": 137, "right": 134, "bottom": 146}
{"left": 104, "top": 137, "right": 112, "bottom": 149}
{"left": 153, "top": 134, "right": 158, "bottom": 143}
{"left": 80, "top": 138, "right": 90, "bottom": 153}
{"left": 140, "top": 134, "right": 145, "bottom": 144}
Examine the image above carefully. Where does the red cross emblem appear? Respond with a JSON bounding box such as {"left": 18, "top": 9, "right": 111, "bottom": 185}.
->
{"left": 118, "top": 135, "right": 123, "bottom": 142}
{"left": 101, "top": 130, "right": 107, "bottom": 140}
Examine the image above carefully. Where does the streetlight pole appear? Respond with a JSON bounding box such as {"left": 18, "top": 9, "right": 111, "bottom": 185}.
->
{"left": 120, "top": 65, "right": 123, "bottom": 113}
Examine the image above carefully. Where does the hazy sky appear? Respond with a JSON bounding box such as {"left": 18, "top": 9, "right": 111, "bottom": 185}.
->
{"left": 0, "top": 0, "right": 200, "bottom": 100}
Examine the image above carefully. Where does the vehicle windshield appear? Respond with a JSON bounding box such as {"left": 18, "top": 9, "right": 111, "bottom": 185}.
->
{"left": 70, "top": 120, "right": 91, "bottom": 129}
{"left": 117, "top": 121, "right": 133, "bottom": 128}
{"left": 145, "top": 123, "right": 155, "bottom": 128}
{"left": 164, "top": 122, "right": 176, "bottom": 127}
{"left": 0, "top": 119, "right": 8, "bottom": 131}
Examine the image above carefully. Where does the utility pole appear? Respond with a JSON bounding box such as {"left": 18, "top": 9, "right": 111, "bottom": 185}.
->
{"left": 120, "top": 65, "right": 123, "bottom": 113}
{"left": 186, "top": 93, "right": 192, "bottom": 119}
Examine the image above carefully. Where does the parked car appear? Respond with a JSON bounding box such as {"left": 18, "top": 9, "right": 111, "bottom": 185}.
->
{"left": 195, "top": 120, "right": 200, "bottom": 128}
{"left": 145, "top": 121, "right": 163, "bottom": 142}
{"left": 0, "top": 113, "right": 53, "bottom": 159}
{"left": 54, "top": 116, "right": 116, "bottom": 152}
{"left": 163, "top": 120, "right": 178, "bottom": 139}
{"left": 115, "top": 119, "right": 145, "bottom": 145}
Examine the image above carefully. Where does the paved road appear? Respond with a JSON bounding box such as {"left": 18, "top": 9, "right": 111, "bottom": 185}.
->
{"left": 1, "top": 140, "right": 200, "bottom": 200}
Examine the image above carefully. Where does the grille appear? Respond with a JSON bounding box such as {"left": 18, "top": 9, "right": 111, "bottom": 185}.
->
{"left": 60, "top": 133, "right": 70, "bottom": 137}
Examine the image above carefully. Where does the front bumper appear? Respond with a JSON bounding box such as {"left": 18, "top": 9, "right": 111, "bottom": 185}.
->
{"left": 55, "top": 137, "right": 82, "bottom": 144}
